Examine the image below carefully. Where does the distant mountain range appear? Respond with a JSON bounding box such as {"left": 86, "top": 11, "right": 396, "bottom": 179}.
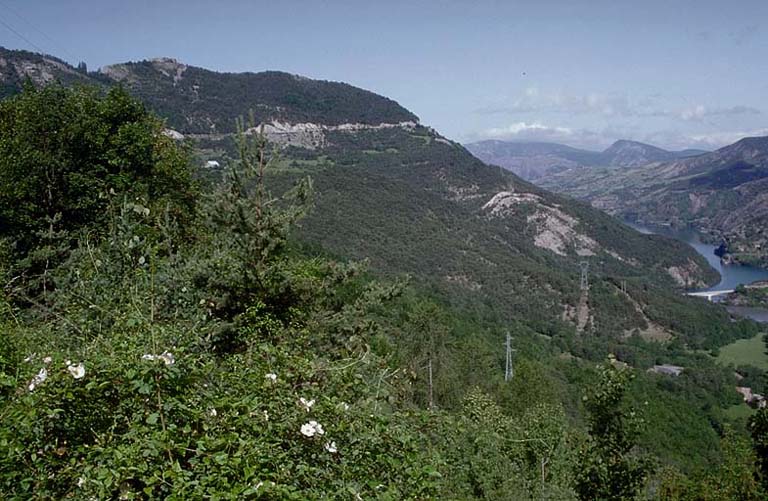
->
{"left": 1, "top": 45, "right": 735, "bottom": 346}
{"left": 538, "top": 135, "right": 768, "bottom": 266}
{"left": 464, "top": 139, "right": 707, "bottom": 180}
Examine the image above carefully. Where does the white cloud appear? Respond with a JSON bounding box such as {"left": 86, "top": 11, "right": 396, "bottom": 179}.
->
{"left": 475, "top": 88, "right": 760, "bottom": 122}
{"left": 678, "top": 104, "right": 761, "bottom": 121}
{"left": 470, "top": 121, "right": 768, "bottom": 152}
{"left": 484, "top": 121, "right": 572, "bottom": 137}
{"left": 640, "top": 127, "right": 768, "bottom": 150}
{"left": 477, "top": 121, "right": 614, "bottom": 149}
{"left": 686, "top": 128, "right": 768, "bottom": 149}
{"left": 475, "top": 88, "right": 639, "bottom": 118}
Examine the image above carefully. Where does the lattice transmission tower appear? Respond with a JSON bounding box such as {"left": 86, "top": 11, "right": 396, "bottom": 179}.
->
{"left": 579, "top": 261, "right": 590, "bottom": 291}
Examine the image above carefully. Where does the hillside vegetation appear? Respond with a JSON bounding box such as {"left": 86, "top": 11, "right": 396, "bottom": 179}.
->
{"left": 1, "top": 54, "right": 768, "bottom": 498}
{"left": 538, "top": 136, "right": 768, "bottom": 266}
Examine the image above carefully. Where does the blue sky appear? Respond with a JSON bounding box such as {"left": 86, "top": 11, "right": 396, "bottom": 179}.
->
{"left": 1, "top": 0, "right": 766, "bottom": 150}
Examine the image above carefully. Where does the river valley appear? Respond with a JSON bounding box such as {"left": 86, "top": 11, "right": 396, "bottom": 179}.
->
{"left": 627, "top": 221, "right": 768, "bottom": 323}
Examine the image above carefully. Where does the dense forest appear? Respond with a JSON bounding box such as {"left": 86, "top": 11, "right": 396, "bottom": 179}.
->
{"left": 1, "top": 84, "right": 767, "bottom": 498}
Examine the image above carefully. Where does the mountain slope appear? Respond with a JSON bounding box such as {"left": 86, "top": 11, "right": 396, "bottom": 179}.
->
{"left": 99, "top": 58, "right": 418, "bottom": 133}
{"left": 538, "top": 136, "right": 768, "bottom": 265}
{"left": 603, "top": 139, "right": 680, "bottom": 167}
{"left": 2, "top": 47, "right": 751, "bottom": 350}
{"left": 463, "top": 140, "right": 604, "bottom": 180}
{"left": 197, "top": 126, "right": 735, "bottom": 349}
{"left": 0, "top": 47, "right": 96, "bottom": 98}
{"left": 465, "top": 138, "right": 707, "bottom": 180}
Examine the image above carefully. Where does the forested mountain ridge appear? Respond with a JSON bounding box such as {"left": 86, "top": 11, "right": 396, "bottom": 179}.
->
{"left": 465, "top": 138, "right": 707, "bottom": 180}
{"left": 99, "top": 58, "right": 419, "bottom": 133}
{"left": 0, "top": 46, "right": 418, "bottom": 133}
{"left": 539, "top": 135, "right": 768, "bottom": 266}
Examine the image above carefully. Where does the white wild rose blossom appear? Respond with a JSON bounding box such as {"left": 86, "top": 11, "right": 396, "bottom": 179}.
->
{"left": 141, "top": 351, "right": 175, "bottom": 365}
{"left": 67, "top": 362, "right": 86, "bottom": 379}
{"left": 300, "top": 420, "right": 325, "bottom": 437}
{"left": 299, "top": 397, "right": 315, "bottom": 411}
{"left": 28, "top": 367, "right": 48, "bottom": 392}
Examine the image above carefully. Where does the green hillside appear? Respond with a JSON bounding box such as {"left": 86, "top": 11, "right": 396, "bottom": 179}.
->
{"left": 2, "top": 49, "right": 768, "bottom": 499}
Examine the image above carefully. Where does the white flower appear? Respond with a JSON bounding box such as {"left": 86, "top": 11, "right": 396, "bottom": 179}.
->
{"left": 77, "top": 477, "right": 85, "bottom": 488}
{"left": 42, "top": 356, "right": 52, "bottom": 364}
{"left": 339, "top": 402, "right": 350, "bottom": 411}
{"left": 23, "top": 354, "right": 36, "bottom": 363}
{"left": 263, "top": 410, "right": 269, "bottom": 421}
{"left": 298, "top": 397, "right": 315, "bottom": 412}
{"left": 255, "top": 481, "right": 263, "bottom": 490}
{"left": 138, "top": 256, "right": 146, "bottom": 265}
{"left": 300, "top": 420, "right": 325, "bottom": 437}
{"left": 324, "top": 441, "right": 338, "bottom": 453}
{"left": 28, "top": 367, "right": 48, "bottom": 392}
{"left": 265, "top": 373, "right": 277, "bottom": 382}
{"left": 67, "top": 362, "right": 86, "bottom": 379}
{"left": 209, "top": 408, "right": 218, "bottom": 417}
{"left": 141, "top": 351, "right": 175, "bottom": 365}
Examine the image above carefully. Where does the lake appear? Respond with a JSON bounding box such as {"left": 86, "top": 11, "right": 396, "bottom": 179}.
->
{"left": 626, "top": 222, "right": 768, "bottom": 292}
{"left": 626, "top": 222, "right": 768, "bottom": 323}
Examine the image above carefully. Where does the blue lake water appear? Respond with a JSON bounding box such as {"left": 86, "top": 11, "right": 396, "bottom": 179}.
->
{"left": 626, "top": 222, "right": 768, "bottom": 292}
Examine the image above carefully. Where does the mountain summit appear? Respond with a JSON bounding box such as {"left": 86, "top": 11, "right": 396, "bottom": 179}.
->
{"left": 602, "top": 139, "right": 681, "bottom": 167}
{"left": 0, "top": 47, "right": 418, "bottom": 134}
{"left": 96, "top": 58, "right": 418, "bottom": 133}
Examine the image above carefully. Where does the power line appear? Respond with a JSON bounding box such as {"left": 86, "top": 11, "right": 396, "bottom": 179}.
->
{"left": 0, "top": 12, "right": 47, "bottom": 54}
{"left": 0, "top": 1, "right": 80, "bottom": 62}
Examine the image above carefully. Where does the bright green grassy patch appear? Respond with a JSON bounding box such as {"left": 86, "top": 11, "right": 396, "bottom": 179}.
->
{"left": 723, "top": 403, "right": 757, "bottom": 421}
{"left": 716, "top": 333, "right": 768, "bottom": 370}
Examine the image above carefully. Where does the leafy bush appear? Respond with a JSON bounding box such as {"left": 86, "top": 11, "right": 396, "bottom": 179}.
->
{"left": 0, "top": 84, "right": 196, "bottom": 287}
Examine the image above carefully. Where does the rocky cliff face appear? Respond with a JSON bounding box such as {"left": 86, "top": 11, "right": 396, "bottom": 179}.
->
{"left": 0, "top": 47, "right": 94, "bottom": 97}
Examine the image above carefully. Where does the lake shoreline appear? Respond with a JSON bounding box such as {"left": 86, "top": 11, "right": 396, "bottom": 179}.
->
{"left": 625, "top": 221, "right": 768, "bottom": 292}
{"left": 625, "top": 220, "right": 768, "bottom": 323}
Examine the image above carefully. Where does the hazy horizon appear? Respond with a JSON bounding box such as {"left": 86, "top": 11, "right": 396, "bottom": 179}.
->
{"left": 1, "top": 0, "right": 766, "bottom": 150}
